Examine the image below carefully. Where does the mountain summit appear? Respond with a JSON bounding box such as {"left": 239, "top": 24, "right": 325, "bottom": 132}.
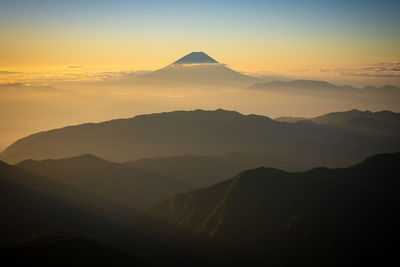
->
{"left": 134, "top": 52, "right": 259, "bottom": 87}
{"left": 172, "top": 51, "right": 218, "bottom": 65}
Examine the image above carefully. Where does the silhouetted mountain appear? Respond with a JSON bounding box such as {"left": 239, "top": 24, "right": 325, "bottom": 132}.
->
{"left": 312, "top": 109, "right": 400, "bottom": 124}
{"left": 144, "top": 152, "right": 400, "bottom": 266}
{"left": 363, "top": 84, "right": 400, "bottom": 93}
{"left": 0, "top": 160, "right": 137, "bottom": 246}
{"left": 249, "top": 79, "right": 356, "bottom": 91}
{"left": 2, "top": 109, "right": 400, "bottom": 170}
{"left": 172, "top": 51, "right": 218, "bottom": 64}
{"left": 1, "top": 234, "right": 148, "bottom": 267}
{"left": 249, "top": 80, "right": 400, "bottom": 108}
{"left": 125, "top": 152, "right": 301, "bottom": 187}
{"left": 278, "top": 109, "right": 400, "bottom": 137}
{"left": 16, "top": 154, "right": 191, "bottom": 211}
{"left": 134, "top": 52, "right": 260, "bottom": 87}
{"left": 275, "top": 116, "right": 308, "bottom": 123}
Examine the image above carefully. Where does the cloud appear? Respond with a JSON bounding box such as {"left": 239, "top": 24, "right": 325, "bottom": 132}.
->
{"left": 323, "top": 62, "right": 400, "bottom": 78}
{"left": 67, "top": 65, "right": 85, "bottom": 69}
{"left": 153, "top": 93, "right": 185, "bottom": 98}
{"left": 0, "top": 69, "right": 152, "bottom": 84}
{"left": 0, "top": 71, "right": 22, "bottom": 75}
{"left": 0, "top": 82, "right": 23, "bottom": 87}
{"left": 84, "top": 70, "right": 151, "bottom": 80}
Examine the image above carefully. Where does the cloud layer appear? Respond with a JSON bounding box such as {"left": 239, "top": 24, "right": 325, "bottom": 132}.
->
{"left": 322, "top": 62, "right": 400, "bottom": 78}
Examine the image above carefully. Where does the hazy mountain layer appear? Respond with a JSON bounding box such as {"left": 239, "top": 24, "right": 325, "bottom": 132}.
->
{"left": 277, "top": 109, "right": 400, "bottom": 136}
{"left": 145, "top": 152, "right": 400, "bottom": 265}
{"left": 125, "top": 152, "right": 301, "bottom": 187}
{"left": 16, "top": 154, "right": 191, "bottom": 211}
{"left": 2, "top": 109, "right": 400, "bottom": 170}
{"left": 249, "top": 79, "right": 400, "bottom": 93}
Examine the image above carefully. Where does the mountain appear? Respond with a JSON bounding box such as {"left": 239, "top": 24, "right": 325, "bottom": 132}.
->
{"left": 1, "top": 234, "right": 148, "bottom": 267}
{"left": 133, "top": 51, "right": 260, "bottom": 87}
{"left": 277, "top": 109, "right": 400, "bottom": 137}
{"left": 144, "top": 152, "right": 400, "bottom": 266}
{"left": 172, "top": 51, "right": 218, "bottom": 64}
{"left": 125, "top": 152, "right": 301, "bottom": 188}
{"left": 2, "top": 109, "right": 400, "bottom": 169}
{"left": 0, "top": 160, "right": 137, "bottom": 246}
{"left": 16, "top": 154, "right": 191, "bottom": 211}
{"left": 248, "top": 79, "right": 356, "bottom": 91}
{"left": 249, "top": 80, "right": 400, "bottom": 102}
{"left": 363, "top": 84, "right": 400, "bottom": 94}
{"left": 275, "top": 116, "right": 307, "bottom": 123}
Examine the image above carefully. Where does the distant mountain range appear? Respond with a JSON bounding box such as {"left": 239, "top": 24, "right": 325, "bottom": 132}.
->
{"left": 95, "top": 51, "right": 400, "bottom": 96}
{"left": 249, "top": 79, "right": 356, "bottom": 91}
{"left": 249, "top": 79, "right": 400, "bottom": 95}
{"left": 144, "top": 152, "right": 400, "bottom": 266}
{"left": 276, "top": 109, "right": 400, "bottom": 136}
{"left": 2, "top": 109, "right": 400, "bottom": 170}
{"left": 16, "top": 154, "right": 191, "bottom": 211}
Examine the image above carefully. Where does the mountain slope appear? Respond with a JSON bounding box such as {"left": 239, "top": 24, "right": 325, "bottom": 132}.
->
{"left": 125, "top": 152, "right": 301, "bottom": 187}
{"left": 2, "top": 109, "right": 400, "bottom": 169}
{"left": 1, "top": 234, "right": 148, "bottom": 267}
{"left": 145, "top": 152, "right": 400, "bottom": 265}
{"left": 16, "top": 154, "right": 191, "bottom": 211}
{"left": 0, "top": 160, "right": 137, "bottom": 245}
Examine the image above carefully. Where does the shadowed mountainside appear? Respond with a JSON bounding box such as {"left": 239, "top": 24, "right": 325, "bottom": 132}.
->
{"left": 144, "top": 152, "right": 400, "bottom": 266}
{"left": 0, "top": 160, "right": 137, "bottom": 246}
{"left": 16, "top": 154, "right": 191, "bottom": 211}
{"left": 1, "top": 234, "right": 148, "bottom": 267}
{"left": 2, "top": 109, "right": 400, "bottom": 170}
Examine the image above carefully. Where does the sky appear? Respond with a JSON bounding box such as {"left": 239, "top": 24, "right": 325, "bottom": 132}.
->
{"left": 1, "top": 0, "right": 399, "bottom": 84}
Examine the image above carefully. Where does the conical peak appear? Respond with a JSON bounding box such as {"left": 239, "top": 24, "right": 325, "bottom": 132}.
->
{"left": 172, "top": 52, "right": 218, "bottom": 65}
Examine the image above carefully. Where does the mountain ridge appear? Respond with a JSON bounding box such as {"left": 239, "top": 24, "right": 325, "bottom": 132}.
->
{"left": 2, "top": 109, "right": 400, "bottom": 170}
{"left": 142, "top": 151, "right": 400, "bottom": 265}
{"left": 16, "top": 153, "right": 192, "bottom": 211}
{"left": 0, "top": 159, "right": 138, "bottom": 246}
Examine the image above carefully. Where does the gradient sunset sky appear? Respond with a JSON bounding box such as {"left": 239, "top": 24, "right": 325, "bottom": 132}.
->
{"left": 1, "top": 0, "right": 399, "bottom": 84}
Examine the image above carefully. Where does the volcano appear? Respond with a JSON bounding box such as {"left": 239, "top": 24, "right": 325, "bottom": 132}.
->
{"left": 135, "top": 51, "right": 260, "bottom": 87}
{"left": 172, "top": 51, "right": 219, "bottom": 64}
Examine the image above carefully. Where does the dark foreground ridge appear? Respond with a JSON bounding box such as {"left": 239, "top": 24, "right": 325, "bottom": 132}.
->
{"left": 1, "top": 152, "right": 400, "bottom": 266}
{"left": 1, "top": 234, "right": 148, "bottom": 267}
{"left": 142, "top": 151, "right": 400, "bottom": 266}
